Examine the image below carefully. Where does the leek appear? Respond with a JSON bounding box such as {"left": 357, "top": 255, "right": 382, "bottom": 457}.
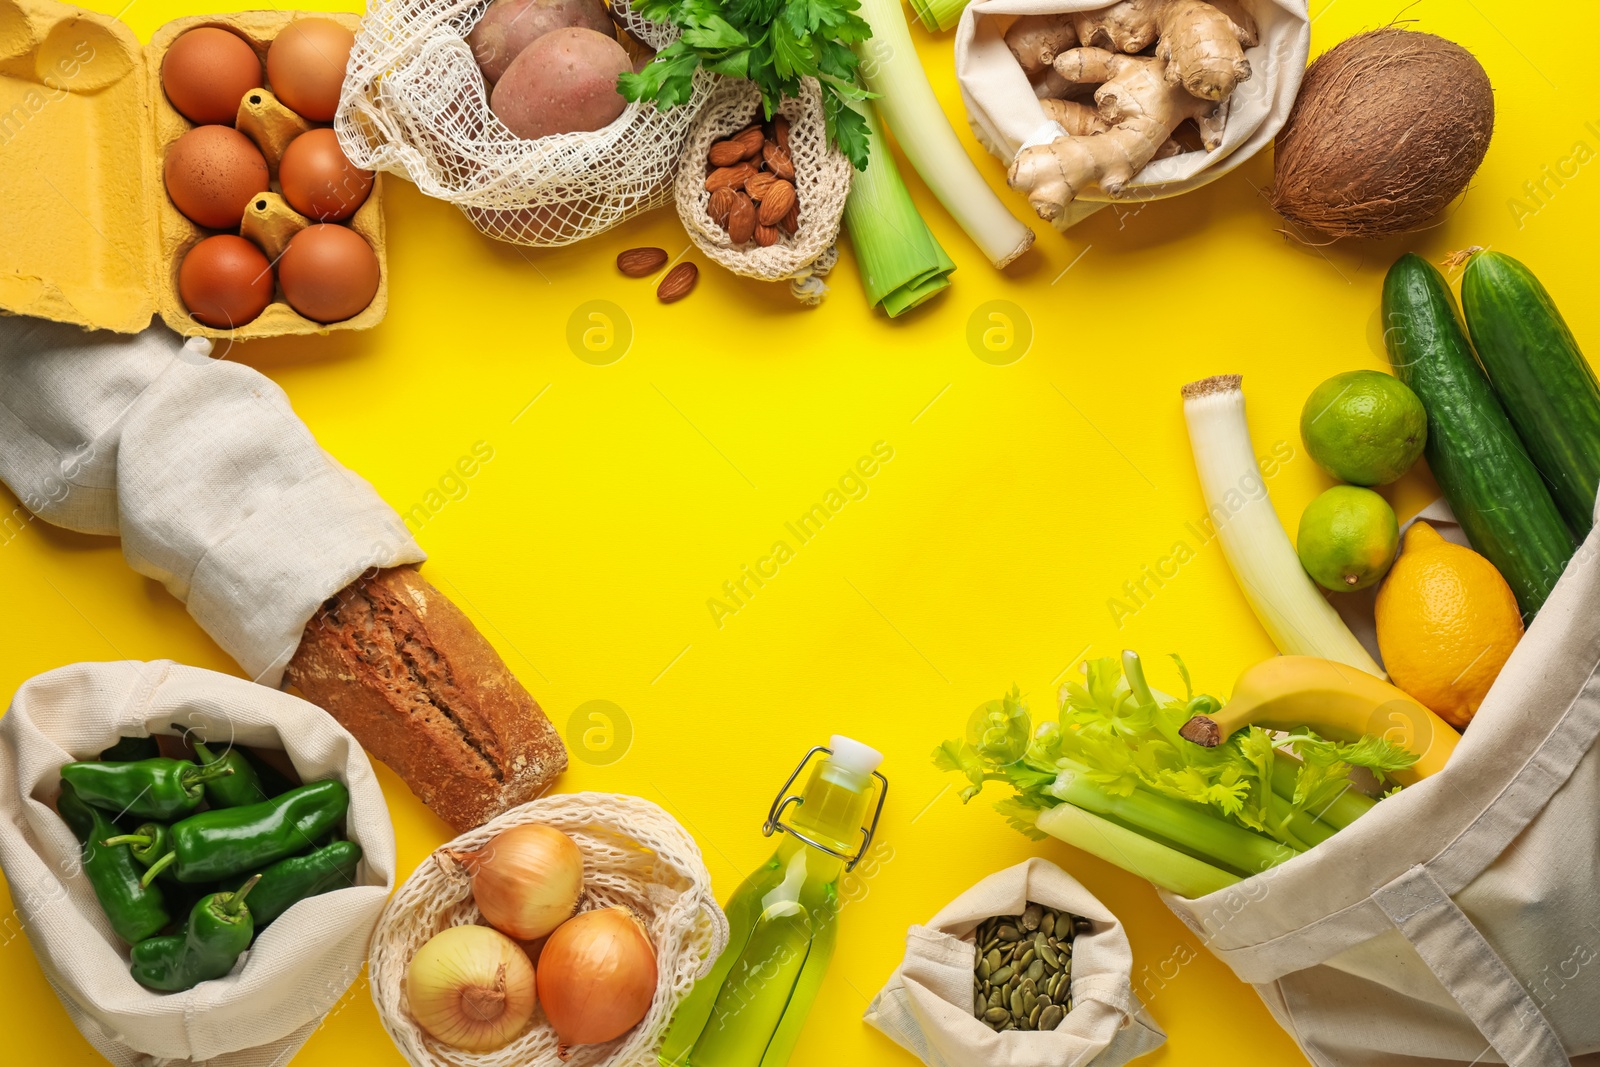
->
{"left": 843, "top": 102, "right": 956, "bottom": 316}
{"left": 1035, "top": 803, "right": 1238, "bottom": 898}
{"left": 1048, "top": 767, "right": 1302, "bottom": 877}
{"left": 853, "top": 0, "right": 1034, "bottom": 268}
{"left": 1181, "top": 376, "right": 1384, "bottom": 677}
{"left": 908, "top": 0, "right": 970, "bottom": 33}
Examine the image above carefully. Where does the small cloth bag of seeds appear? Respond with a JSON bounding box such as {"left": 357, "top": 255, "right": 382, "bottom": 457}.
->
{"left": 866, "top": 858, "right": 1165, "bottom": 1067}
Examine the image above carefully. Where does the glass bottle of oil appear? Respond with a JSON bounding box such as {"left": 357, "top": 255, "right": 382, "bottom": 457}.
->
{"left": 659, "top": 736, "right": 886, "bottom": 1067}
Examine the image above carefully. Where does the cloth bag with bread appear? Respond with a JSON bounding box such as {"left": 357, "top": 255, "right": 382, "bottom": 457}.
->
{"left": 0, "top": 316, "right": 565, "bottom": 831}
{"left": 866, "top": 858, "right": 1166, "bottom": 1067}
{"left": 953, "top": 0, "right": 1308, "bottom": 229}
{"left": 0, "top": 659, "right": 396, "bottom": 1067}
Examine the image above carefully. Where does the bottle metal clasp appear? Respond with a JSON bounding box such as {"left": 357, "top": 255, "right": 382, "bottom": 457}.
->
{"left": 761, "top": 746, "right": 888, "bottom": 872}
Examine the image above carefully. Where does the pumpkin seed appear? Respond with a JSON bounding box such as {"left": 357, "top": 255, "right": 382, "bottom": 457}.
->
{"left": 1021, "top": 902, "right": 1043, "bottom": 931}
{"left": 986, "top": 948, "right": 1002, "bottom": 973}
{"left": 1009, "top": 989, "right": 1025, "bottom": 1017}
{"left": 977, "top": 957, "right": 992, "bottom": 981}
{"left": 989, "top": 964, "right": 1014, "bottom": 985}
{"left": 1038, "top": 1004, "right": 1065, "bottom": 1031}
{"left": 1026, "top": 959, "right": 1045, "bottom": 983}
{"left": 997, "top": 924, "right": 1021, "bottom": 942}
{"left": 983, "top": 1007, "right": 1009, "bottom": 1023}
{"left": 1040, "top": 912, "right": 1055, "bottom": 937}
{"left": 1018, "top": 947, "right": 1036, "bottom": 969}
{"left": 1040, "top": 943, "right": 1061, "bottom": 969}
{"left": 1029, "top": 1001, "right": 1043, "bottom": 1028}
{"left": 971, "top": 904, "right": 1085, "bottom": 1032}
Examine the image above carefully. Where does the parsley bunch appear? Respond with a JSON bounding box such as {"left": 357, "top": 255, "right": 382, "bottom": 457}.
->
{"left": 616, "top": 0, "right": 874, "bottom": 170}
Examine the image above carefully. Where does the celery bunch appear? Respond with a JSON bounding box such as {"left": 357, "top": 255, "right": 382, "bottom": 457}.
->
{"left": 935, "top": 652, "right": 1416, "bottom": 897}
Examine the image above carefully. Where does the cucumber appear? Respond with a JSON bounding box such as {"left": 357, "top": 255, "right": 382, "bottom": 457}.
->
{"left": 1462, "top": 250, "right": 1600, "bottom": 538}
{"left": 1381, "top": 253, "right": 1575, "bottom": 617}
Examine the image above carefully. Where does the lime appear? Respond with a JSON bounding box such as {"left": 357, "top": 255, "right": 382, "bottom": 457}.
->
{"left": 1300, "top": 370, "right": 1427, "bottom": 486}
{"left": 1296, "top": 486, "right": 1400, "bottom": 592}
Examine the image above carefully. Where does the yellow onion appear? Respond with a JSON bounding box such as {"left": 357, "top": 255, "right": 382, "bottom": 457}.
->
{"left": 537, "top": 906, "right": 659, "bottom": 1057}
{"left": 407, "top": 924, "right": 537, "bottom": 1052}
{"left": 447, "top": 823, "right": 584, "bottom": 940}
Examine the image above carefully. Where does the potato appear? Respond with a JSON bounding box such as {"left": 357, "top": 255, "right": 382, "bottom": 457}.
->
{"left": 490, "top": 28, "right": 630, "bottom": 140}
{"left": 468, "top": 0, "right": 613, "bottom": 84}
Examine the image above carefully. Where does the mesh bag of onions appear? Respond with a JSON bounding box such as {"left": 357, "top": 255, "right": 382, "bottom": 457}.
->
{"left": 674, "top": 77, "right": 854, "bottom": 305}
{"left": 369, "top": 792, "right": 728, "bottom": 1066}
{"left": 336, "top": 0, "right": 710, "bottom": 247}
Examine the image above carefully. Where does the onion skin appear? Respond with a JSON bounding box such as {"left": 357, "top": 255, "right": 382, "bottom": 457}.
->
{"left": 451, "top": 823, "right": 584, "bottom": 940}
{"left": 407, "top": 924, "right": 537, "bottom": 1052}
{"left": 537, "top": 907, "right": 659, "bottom": 1055}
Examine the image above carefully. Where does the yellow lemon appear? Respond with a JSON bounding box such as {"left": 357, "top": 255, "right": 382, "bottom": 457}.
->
{"left": 1375, "top": 521, "right": 1523, "bottom": 728}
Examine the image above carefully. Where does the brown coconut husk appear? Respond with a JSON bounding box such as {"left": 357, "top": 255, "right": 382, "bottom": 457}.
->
{"left": 1270, "top": 28, "right": 1494, "bottom": 241}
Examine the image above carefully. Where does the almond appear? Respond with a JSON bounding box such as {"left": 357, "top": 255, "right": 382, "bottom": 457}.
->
{"left": 745, "top": 171, "right": 778, "bottom": 202}
{"left": 774, "top": 115, "right": 790, "bottom": 150}
{"left": 733, "top": 125, "right": 765, "bottom": 160}
{"left": 708, "top": 139, "right": 747, "bottom": 167}
{"left": 754, "top": 223, "right": 780, "bottom": 247}
{"left": 726, "top": 192, "right": 756, "bottom": 244}
{"left": 708, "top": 187, "right": 739, "bottom": 231}
{"left": 705, "top": 161, "right": 757, "bottom": 193}
{"left": 617, "top": 246, "right": 668, "bottom": 277}
{"left": 756, "top": 179, "right": 795, "bottom": 226}
{"left": 657, "top": 261, "right": 698, "bottom": 303}
{"left": 762, "top": 143, "right": 795, "bottom": 181}
{"left": 780, "top": 203, "right": 799, "bottom": 235}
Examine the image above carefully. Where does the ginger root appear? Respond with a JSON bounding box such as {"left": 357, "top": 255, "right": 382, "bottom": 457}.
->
{"left": 1006, "top": 0, "right": 1257, "bottom": 100}
{"left": 1010, "top": 48, "right": 1226, "bottom": 221}
{"left": 1039, "top": 97, "right": 1184, "bottom": 158}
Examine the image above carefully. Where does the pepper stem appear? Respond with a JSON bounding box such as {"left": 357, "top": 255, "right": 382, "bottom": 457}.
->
{"left": 140, "top": 851, "right": 177, "bottom": 887}
{"left": 221, "top": 873, "right": 263, "bottom": 916}
{"left": 101, "top": 834, "right": 153, "bottom": 849}
{"left": 188, "top": 763, "right": 237, "bottom": 785}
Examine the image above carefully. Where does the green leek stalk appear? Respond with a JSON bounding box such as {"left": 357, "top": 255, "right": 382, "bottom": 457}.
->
{"left": 842, "top": 101, "right": 956, "bottom": 316}
{"left": 1035, "top": 803, "right": 1237, "bottom": 898}
{"left": 1181, "top": 376, "right": 1385, "bottom": 676}
{"left": 1049, "top": 770, "right": 1301, "bottom": 877}
{"left": 853, "top": 0, "right": 1034, "bottom": 268}
{"left": 1270, "top": 754, "right": 1376, "bottom": 835}
{"left": 908, "top": 0, "right": 970, "bottom": 33}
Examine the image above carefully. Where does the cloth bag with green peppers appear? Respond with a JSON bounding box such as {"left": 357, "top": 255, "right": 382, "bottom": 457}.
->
{"left": 0, "top": 660, "right": 395, "bottom": 1067}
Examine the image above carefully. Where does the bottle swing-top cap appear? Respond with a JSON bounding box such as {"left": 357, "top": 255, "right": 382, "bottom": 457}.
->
{"left": 762, "top": 736, "right": 888, "bottom": 871}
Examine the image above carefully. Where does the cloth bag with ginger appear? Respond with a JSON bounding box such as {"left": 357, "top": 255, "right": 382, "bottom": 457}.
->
{"left": 954, "top": 0, "right": 1308, "bottom": 228}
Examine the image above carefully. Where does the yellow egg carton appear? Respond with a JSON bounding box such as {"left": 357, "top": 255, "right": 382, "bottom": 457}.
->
{"left": 0, "top": 0, "right": 386, "bottom": 338}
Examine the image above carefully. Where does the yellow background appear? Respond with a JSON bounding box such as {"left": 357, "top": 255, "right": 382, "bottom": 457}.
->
{"left": 3, "top": 0, "right": 1598, "bottom": 1063}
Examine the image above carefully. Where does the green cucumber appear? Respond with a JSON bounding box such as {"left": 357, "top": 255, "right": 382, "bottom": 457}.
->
{"left": 1381, "top": 253, "right": 1575, "bottom": 617}
{"left": 1462, "top": 250, "right": 1600, "bottom": 538}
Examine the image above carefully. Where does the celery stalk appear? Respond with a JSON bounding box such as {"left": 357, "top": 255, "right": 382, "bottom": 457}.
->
{"left": 853, "top": 0, "right": 1034, "bottom": 268}
{"left": 908, "top": 0, "right": 970, "bottom": 33}
{"left": 1050, "top": 770, "right": 1301, "bottom": 876}
{"left": 842, "top": 101, "right": 955, "bottom": 316}
{"left": 1035, "top": 803, "right": 1238, "bottom": 898}
{"left": 1270, "top": 753, "right": 1376, "bottom": 834}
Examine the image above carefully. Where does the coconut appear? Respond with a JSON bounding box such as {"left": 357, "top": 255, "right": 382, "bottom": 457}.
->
{"left": 1270, "top": 28, "right": 1494, "bottom": 240}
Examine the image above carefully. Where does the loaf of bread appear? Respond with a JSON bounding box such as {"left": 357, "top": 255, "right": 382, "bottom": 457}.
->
{"left": 285, "top": 565, "right": 566, "bottom": 831}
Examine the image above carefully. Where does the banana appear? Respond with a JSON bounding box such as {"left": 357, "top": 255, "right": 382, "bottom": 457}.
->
{"left": 1178, "top": 655, "right": 1460, "bottom": 783}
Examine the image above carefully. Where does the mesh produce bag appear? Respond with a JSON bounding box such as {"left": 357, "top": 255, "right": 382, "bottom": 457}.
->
{"left": 0, "top": 660, "right": 396, "bottom": 1067}
{"left": 336, "top": 0, "right": 709, "bottom": 247}
{"left": 369, "top": 791, "right": 727, "bottom": 1067}
{"left": 674, "top": 77, "right": 853, "bottom": 304}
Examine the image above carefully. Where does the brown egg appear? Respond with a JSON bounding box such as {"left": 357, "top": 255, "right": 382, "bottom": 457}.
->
{"left": 278, "top": 128, "right": 372, "bottom": 221}
{"left": 178, "top": 235, "right": 275, "bottom": 328}
{"left": 165, "top": 126, "right": 270, "bottom": 229}
{"left": 161, "top": 27, "right": 263, "bottom": 125}
{"left": 279, "top": 225, "right": 379, "bottom": 323}
{"left": 267, "top": 19, "right": 355, "bottom": 122}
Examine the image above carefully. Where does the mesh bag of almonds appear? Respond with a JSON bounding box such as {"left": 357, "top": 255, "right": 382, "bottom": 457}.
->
{"left": 866, "top": 858, "right": 1166, "bottom": 1067}
{"left": 673, "top": 76, "right": 853, "bottom": 305}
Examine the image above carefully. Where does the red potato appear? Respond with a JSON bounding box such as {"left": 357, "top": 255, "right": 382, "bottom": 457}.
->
{"left": 490, "top": 27, "right": 630, "bottom": 140}
{"left": 467, "top": 0, "right": 613, "bottom": 83}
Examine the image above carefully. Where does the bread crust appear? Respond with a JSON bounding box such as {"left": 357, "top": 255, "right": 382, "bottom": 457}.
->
{"left": 286, "top": 566, "right": 566, "bottom": 830}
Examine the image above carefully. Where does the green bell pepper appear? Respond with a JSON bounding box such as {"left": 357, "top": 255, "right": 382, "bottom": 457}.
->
{"left": 129, "top": 875, "right": 262, "bottom": 991}
{"left": 100, "top": 821, "right": 175, "bottom": 886}
{"left": 191, "top": 739, "right": 268, "bottom": 808}
{"left": 60, "top": 758, "right": 235, "bottom": 821}
{"left": 224, "top": 840, "right": 363, "bottom": 926}
{"left": 158, "top": 780, "right": 350, "bottom": 884}
{"left": 57, "top": 782, "right": 170, "bottom": 944}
